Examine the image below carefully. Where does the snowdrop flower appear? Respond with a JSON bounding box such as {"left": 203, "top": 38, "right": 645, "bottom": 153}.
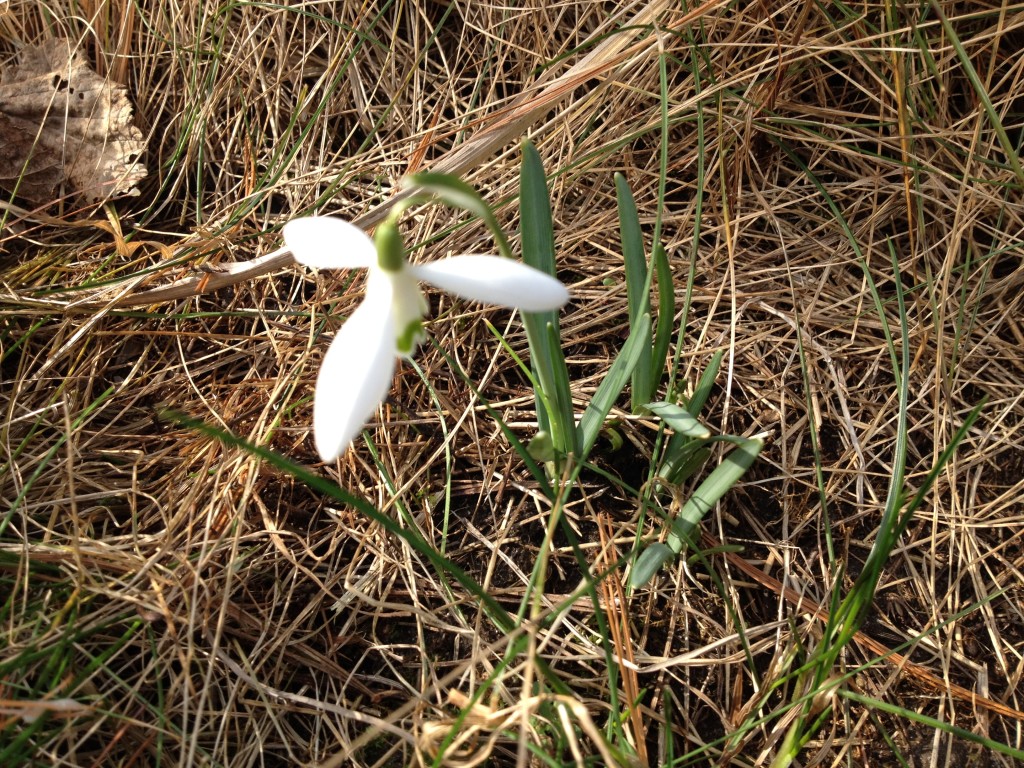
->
{"left": 285, "top": 215, "right": 570, "bottom": 462}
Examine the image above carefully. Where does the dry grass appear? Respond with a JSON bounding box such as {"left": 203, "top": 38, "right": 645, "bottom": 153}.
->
{"left": 3, "top": 0, "right": 1024, "bottom": 765}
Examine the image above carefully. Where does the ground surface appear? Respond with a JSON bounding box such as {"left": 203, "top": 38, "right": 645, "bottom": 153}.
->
{"left": 2, "top": 1, "right": 1024, "bottom": 766}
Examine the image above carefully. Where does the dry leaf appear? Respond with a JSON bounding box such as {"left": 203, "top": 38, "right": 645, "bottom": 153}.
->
{"left": 0, "top": 38, "right": 147, "bottom": 204}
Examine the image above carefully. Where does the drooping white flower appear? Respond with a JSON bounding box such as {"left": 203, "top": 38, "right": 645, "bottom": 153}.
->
{"left": 285, "top": 215, "right": 570, "bottom": 462}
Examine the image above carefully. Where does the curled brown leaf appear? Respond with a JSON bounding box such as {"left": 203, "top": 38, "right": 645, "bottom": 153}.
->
{"left": 0, "top": 38, "right": 147, "bottom": 204}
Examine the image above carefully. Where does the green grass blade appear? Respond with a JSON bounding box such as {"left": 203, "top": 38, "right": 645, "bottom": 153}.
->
{"left": 840, "top": 690, "right": 1024, "bottom": 762}
{"left": 165, "top": 411, "right": 519, "bottom": 633}
{"left": 926, "top": 0, "right": 1024, "bottom": 184}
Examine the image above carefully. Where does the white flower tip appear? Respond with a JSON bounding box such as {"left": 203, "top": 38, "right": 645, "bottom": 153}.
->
{"left": 313, "top": 366, "right": 390, "bottom": 462}
{"left": 315, "top": 431, "right": 350, "bottom": 463}
{"left": 284, "top": 216, "right": 377, "bottom": 270}
{"left": 531, "top": 278, "right": 570, "bottom": 312}
{"left": 312, "top": 408, "right": 353, "bottom": 461}
{"left": 310, "top": 273, "right": 399, "bottom": 462}
{"left": 412, "top": 255, "right": 571, "bottom": 312}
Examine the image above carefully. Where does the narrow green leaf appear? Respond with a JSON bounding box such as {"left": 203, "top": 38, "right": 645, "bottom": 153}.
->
{"left": 519, "top": 140, "right": 575, "bottom": 458}
{"left": 629, "top": 543, "right": 674, "bottom": 587}
{"left": 645, "top": 401, "right": 711, "bottom": 439}
{"left": 577, "top": 312, "right": 652, "bottom": 458}
{"left": 520, "top": 141, "right": 557, "bottom": 276}
{"left": 616, "top": 173, "right": 654, "bottom": 410}
{"left": 521, "top": 309, "right": 569, "bottom": 455}
{"left": 840, "top": 690, "right": 1024, "bottom": 762}
{"left": 660, "top": 443, "right": 711, "bottom": 487}
{"left": 617, "top": 172, "right": 645, "bottom": 314}
{"left": 667, "top": 438, "right": 763, "bottom": 553}
{"left": 656, "top": 353, "right": 722, "bottom": 485}
{"left": 545, "top": 320, "right": 577, "bottom": 453}
{"left": 651, "top": 243, "right": 674, "bottom": 385}
{"left": 687, "top": 350, "right": 723, "bottom": 416}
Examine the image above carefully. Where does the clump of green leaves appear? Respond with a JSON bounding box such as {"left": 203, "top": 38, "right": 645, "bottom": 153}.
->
{"left": 410, "top": 147, "right": 761, "bottom": 584}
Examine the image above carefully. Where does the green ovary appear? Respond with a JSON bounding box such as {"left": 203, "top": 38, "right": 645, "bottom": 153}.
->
{"left": 396, "top": 319, "right": 424, "bottom": 356}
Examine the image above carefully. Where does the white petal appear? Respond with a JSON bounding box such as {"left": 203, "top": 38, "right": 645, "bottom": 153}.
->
{"left": 284, "top": 216, "right": 376, "bottom": 270}
{"left": 312, "top": 278, "right": 397, "bottom": 461}
{"left": 411, "top": 256, "right": 569, "bottom": 311}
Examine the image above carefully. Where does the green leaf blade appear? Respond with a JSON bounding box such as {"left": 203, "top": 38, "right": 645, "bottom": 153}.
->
{"left": 667, "top": 438, "right": 763, "bottom": 553}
